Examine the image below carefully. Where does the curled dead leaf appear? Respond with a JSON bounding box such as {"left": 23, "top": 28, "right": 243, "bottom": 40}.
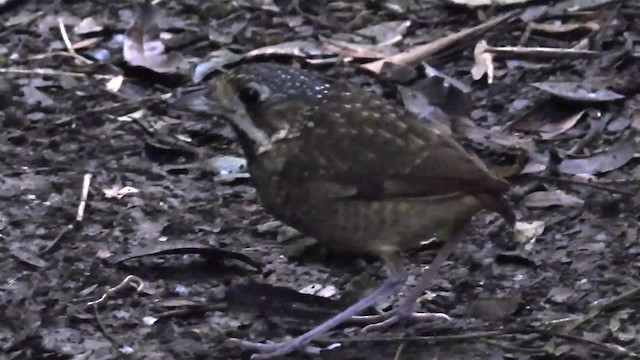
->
{"left": 471, "top": 40, "right": 494, "bottom": 83}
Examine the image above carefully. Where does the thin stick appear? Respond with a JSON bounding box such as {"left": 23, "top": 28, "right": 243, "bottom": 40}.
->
{"left": 361, "top": 10, "right": 518, "bottom": 73}
{"left": 58, "top": 18, "right": 76, "bottom": 56}
{"left": 486, "top": 45, "right": 600, "bottom": 59}
{"left": 76, "top": 173, "right": 91, "bottom": 222}
{"left": 57, "top": 19, "right": 93, "bottom": 65}
{"left": 0, "top": 67, "right": 114, "bottom": 79}
{"left": 40, "top": 173, "right": 92, "bottom": 255}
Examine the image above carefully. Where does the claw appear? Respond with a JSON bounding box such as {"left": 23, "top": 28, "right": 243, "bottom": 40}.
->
{"left": 353, "top": 304, "right": 451, "bottom": 332}
{"left": 363, "top": 311, "right": 451, "bottom": 332}
{"left": 226, "top": 337, "right": 323, "bottom": 359}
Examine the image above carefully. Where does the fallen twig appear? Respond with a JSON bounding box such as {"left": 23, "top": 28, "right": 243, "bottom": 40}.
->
{"left": 40, "top": 173, "right": 92, "bottom": 255}
{"left": 57, "top": 17, "right": 93, "bottom": 65}
{"left": 361, "top": 10, "right": 519, "bottom": 73}
{"left": 485, "top": 45, "right": 601, "bottom": 60}
{"left": 0, "top": 67, "right": 114, "bottom": 79}
{"left": 77, "top": 173, "right": 91, "bottom": 221}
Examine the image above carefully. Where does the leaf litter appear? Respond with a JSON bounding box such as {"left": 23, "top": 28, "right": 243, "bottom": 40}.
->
{"left": 1, "top": 0, "right": 640, "bottom": 359}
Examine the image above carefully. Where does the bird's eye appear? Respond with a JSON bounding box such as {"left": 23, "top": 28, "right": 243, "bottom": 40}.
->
{"left": 238, "top": 85, "right": 262, "bottom": 105}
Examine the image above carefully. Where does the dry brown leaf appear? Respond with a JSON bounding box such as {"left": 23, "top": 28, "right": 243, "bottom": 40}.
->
{"left": 355, "top": 20, "right": 411, "bottom": 44}
{"left": 361, "top": 12, "right": 515, "bottom": 73}
{"left": 532, "top": 82, "right": 625, "bottom": 103}
{"left": 540, "top": 110, "right": 585, "bottom": 139}
{"left": 208, "top": 12, "right": 248, "bottom": 45}
{"left": 321, "top": 36, "right": 398, "bottom": 59}
{"left": 457, "top": 117, "right": 534, "bottom": 153}
{"left": 558, "top": 136, "right": 637, "bottom": 175}
{"left": 507, "top": 98, "right": 585, "bottom": 140}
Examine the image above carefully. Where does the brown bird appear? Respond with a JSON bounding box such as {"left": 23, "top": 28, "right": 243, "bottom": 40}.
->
{"left": 180, "top": 62, "right": 514, "bottom": 359}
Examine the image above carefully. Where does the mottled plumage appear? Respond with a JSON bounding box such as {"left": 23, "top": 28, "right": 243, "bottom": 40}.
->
{"left": 209, "top": 63, "right": 512, "bottom": 256}
{"left": 181, "top": 62, "right": 514, "bottom": 359}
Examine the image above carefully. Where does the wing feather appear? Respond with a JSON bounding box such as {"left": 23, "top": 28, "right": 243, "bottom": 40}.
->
{"left": 271, "top": 91, "right": 507, "bottom": 200}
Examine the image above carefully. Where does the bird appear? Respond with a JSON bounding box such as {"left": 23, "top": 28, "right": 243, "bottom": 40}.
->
{"left": 178, "top": 62, "right": 515, "bottom": 359}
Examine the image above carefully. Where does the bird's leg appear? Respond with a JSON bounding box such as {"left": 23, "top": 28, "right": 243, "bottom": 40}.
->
{"left": 351, "top": 230, "right": 465, "bottom": 332}
{"left": 227, "top": 253, "right": 408, "bottom": 359}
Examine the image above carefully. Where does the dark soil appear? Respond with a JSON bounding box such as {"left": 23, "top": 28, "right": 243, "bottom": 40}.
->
{"left": 1, "top": 1, "right": 639, "bottom": 360}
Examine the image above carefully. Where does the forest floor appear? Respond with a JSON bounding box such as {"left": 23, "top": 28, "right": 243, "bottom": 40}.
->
{"left": 1, "top": 0, "right": 639, "bottom": 359}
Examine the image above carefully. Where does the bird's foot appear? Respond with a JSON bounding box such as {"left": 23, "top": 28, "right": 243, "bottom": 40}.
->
{"left": 351, "top": 306, "right": 451, "bottom": 332}
{"left": 227, "top": 275, "right": 407, "bottom": 358}
{"left": 226, "top": 337, "right": 337, "bottom": 359}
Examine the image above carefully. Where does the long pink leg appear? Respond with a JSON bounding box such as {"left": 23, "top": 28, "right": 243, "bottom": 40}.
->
{"left": 350, "top": 231, "right": 465, "bottom": 332}
{"left": 228, "top": 253, "right": 408, "bottom": 359}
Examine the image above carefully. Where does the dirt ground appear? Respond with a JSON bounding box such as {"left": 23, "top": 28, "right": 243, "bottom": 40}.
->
{"left": 1, "top": 1, "right": 639, "bottom": 359}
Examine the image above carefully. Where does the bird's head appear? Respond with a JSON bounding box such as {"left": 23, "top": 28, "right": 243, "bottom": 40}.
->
{"left": 176, "top": 63, "right": 337, "bottom": 155}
